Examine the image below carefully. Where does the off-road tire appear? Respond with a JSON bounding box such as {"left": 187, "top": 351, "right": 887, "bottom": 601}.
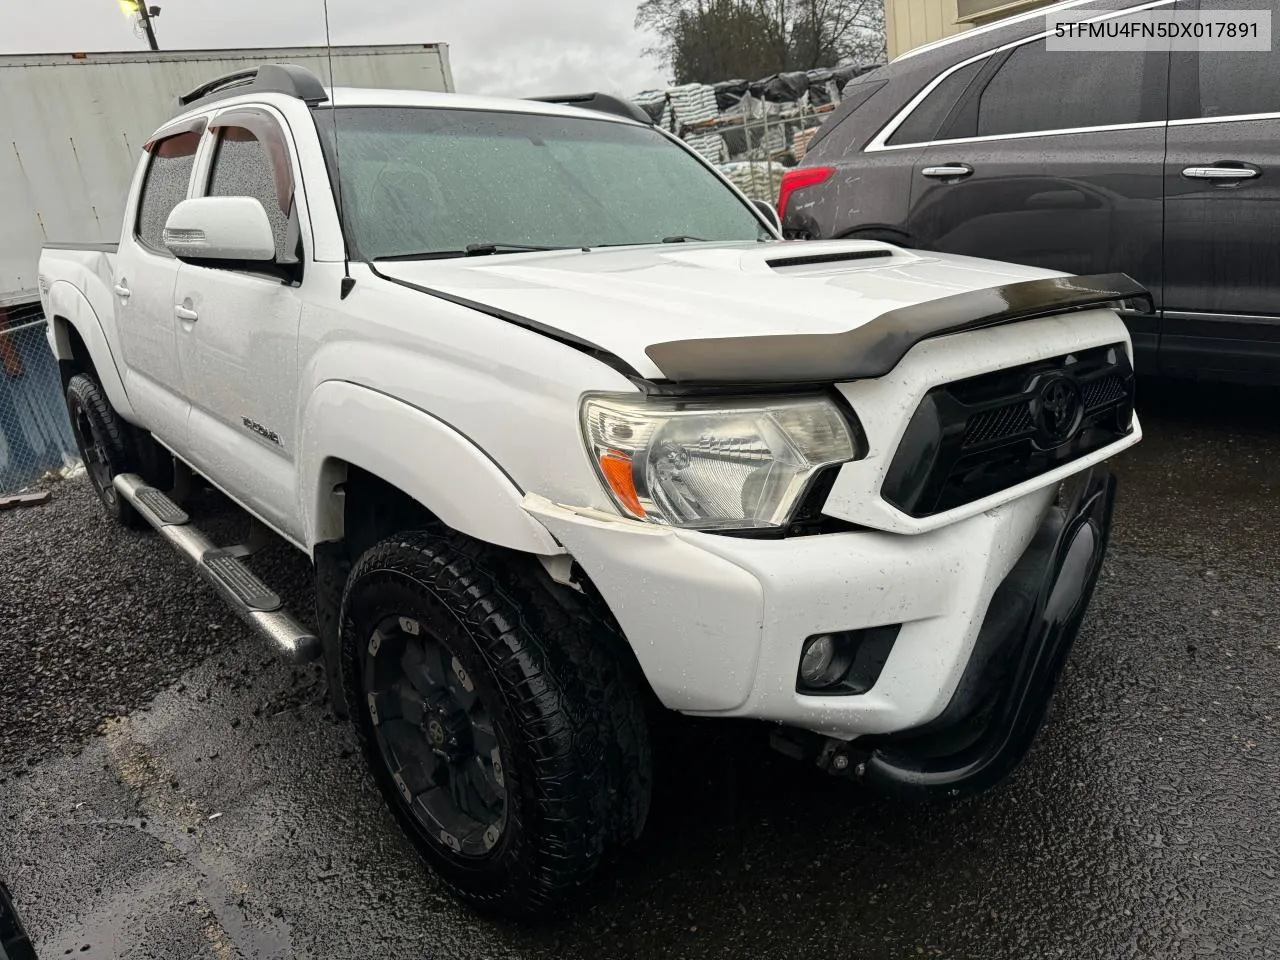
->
{"left": 65, "top": 373, "right": 144, "bottom": 528}
{"left": 340, "top": 531, "right": 651, "bottom": 917}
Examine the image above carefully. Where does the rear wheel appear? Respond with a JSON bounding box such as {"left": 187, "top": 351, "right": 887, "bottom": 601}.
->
{"left": 341, "top": 531, "right": 651, "bottom": 916}
{"left": 65, "top": 373, "right": 144, "bottom": 527}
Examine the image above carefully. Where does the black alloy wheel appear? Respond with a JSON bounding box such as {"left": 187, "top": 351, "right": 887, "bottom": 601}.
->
{"left": 364, "top": 613, "right": 508, "bottom": 857}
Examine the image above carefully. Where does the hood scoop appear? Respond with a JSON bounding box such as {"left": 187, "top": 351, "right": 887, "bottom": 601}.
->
{"left": 765, "top": 247, "right": 896, "bottom": 271}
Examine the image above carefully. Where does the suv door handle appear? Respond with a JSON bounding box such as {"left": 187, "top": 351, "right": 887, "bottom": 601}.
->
{"left": 174, "top": 304, "right": 199, "bottom": 322}
{"left": 1182, "top": 164, "right": 1260, "bottom": 181}
{"left": 113, "top": 281, "right": 131, "bottom": 301}
{"left": 922, "top": 163, "right": 973, "bottom": 179}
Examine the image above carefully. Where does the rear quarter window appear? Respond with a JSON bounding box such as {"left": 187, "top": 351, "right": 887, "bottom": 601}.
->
{"left": 886, "top": 59, "right": 986, "bottom": 146}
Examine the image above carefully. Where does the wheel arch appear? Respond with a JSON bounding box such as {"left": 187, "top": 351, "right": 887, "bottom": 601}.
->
{"left": 300, "top": 381, "right": 562, "bottom": 558}
{"left": 45, "top": 281, "right": 137, "bottom": 419}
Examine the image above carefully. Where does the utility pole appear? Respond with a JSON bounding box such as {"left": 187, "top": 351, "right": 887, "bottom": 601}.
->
{"left": 135, "top": 3, "right": 160, "bottom": 51}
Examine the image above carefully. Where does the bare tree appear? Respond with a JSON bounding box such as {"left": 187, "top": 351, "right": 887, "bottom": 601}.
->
{"left": 637, "top": 0, "right": 885, "bottom": 84}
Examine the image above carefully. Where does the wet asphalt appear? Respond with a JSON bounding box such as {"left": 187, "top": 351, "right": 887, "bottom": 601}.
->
{"left": 0, "top": 377, "right": 1277, "bottom": 959}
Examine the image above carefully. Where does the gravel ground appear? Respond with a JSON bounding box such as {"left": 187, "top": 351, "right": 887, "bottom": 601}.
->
{"left": 0, "top": 378, "right": 1277, "bottom": 959}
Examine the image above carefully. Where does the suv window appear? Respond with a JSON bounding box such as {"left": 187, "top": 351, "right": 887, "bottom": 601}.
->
{"left": 1198, "top": 52, "right": 1276, "bottom": 118}
{"left": 1172, "top": 0, "right": 1279, "bottom": 119}
{"left": 977, "top": 44, "right": 1150, "bottom": 137}
{"left": 887, "top": 59, "right": 985, "bottom": 146}
{"left": 207, "top": 124, "right": 294, "bottom": 260}
{"left": 135, "top": 131, "right": 200, "bottom": 253}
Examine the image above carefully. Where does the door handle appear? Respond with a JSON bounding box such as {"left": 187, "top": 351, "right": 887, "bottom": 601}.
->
{"left": 922, "top": 163, "right": 973, "bottom": 179}
{"left": 174, "top": 304, "right": 199, "bottom": 322}
{"left": 1182, "top": 165, "right": 1260, "bottom": 181}
{"left": 113, "top": 281, "right": 131, "bottom": 301}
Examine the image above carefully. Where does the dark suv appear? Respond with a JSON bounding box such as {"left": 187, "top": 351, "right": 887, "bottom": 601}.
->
{"left": 780, "top": 0, "right": 1280, "bottom": 385}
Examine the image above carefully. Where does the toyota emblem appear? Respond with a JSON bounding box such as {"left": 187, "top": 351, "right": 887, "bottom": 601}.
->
{"left": 1033, "top": 375, "right": 1084, "bottom": 446}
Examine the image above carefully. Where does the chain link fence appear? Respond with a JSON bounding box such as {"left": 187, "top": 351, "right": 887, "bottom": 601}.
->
{"left": 0, "top": 302, "right": 79, "bottom": 494}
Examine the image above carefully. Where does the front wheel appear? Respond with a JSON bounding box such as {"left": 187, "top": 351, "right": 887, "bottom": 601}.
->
{"left": 65, "top": 373, "right": 144, "bottom": 527}
{"left": 340, "top": 531, "right": 650, "bottom": 917}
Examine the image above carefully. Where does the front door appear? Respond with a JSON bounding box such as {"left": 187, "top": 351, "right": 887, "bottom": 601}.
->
{"left": 1161, "top": 0, "right": 1280, "bottom": 380}
{"left": 174, "top": 107, "right": 306, "bottom": 540}
{"left": 114, "top": 126, "right": 203, "bottom": 446}
{"left": 906, "top": 18, "right": 1169, "bottom": 370}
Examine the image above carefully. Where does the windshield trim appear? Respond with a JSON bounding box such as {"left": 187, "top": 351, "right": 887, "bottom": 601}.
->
{"left": 308, "top": 103, "right": 781, "bottom": 263}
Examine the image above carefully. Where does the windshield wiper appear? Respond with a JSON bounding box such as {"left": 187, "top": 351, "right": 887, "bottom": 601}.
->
{"left": 662, "top": 235, "right": 708, "bottom": 243}
{"left": 374, "top": 243, "right": 563, "bottom": 262}
{"left": 465, "top": 243, "right": 563, "bottom": 256}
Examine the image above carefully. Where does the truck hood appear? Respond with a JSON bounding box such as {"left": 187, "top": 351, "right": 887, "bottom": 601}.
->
{"left": 370, "top": 241, "right": 1085, "bottom": 383}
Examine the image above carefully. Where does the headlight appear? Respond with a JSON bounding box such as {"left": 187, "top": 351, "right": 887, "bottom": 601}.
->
{"left": 580, "top": 393, "right": 860, "bottom": 531}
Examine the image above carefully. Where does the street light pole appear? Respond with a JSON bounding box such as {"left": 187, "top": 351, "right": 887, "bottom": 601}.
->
{"left": 135, "top": 3, "right": 159, "bottom": 51}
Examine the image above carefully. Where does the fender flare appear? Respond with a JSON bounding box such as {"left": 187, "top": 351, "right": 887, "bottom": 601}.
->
{"left": 299, "top": 380, "right": 563, "bottom": 556}
{"left": 45, "top": 280, "right": 137, "bottom": 420}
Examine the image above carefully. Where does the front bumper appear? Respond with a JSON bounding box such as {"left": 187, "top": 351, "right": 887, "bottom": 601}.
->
{"left": 529, "top": 468, "right": 1115, "bottom": 796}
{"left": 527, "top": 468, "right": 1095, "bottom": 737}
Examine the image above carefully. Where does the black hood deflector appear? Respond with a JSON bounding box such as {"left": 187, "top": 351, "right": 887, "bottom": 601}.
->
{"left": 644, "top": 273, "right": 1151, "bottom": 388}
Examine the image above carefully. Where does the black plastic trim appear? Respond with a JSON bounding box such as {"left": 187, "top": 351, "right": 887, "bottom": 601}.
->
{"left": 0, "top": 880, "right": 36, "bottom": 960}
{"left": 767, "top": 249, "right": 893, "bottom": 269}
{"left": 173, "top": 63, "right": 329, "bottom": 116}
{"left": 645, "top": 273, "right": 1152, "bottom": 386}
{"left": 882, "top": 343, "right": 1134, "bottom": 517}
{"left": 861, "top": 468, "right": 1117, "bottom": 799}
{"left": 528, "top": 92, "right": 653, "bottom": 125}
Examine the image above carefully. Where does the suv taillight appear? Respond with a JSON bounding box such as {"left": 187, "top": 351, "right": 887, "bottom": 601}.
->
{"left": 777, "top": 167, "right": 834, "bottom": 221}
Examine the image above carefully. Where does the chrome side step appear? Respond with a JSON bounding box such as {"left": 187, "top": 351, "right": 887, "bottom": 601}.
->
{"left": 114, "top": 473, "right": 320, "bottom": 664}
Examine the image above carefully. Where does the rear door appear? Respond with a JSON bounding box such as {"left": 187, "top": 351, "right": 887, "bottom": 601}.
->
{"left": 113, "top": 121, "right": 204, "bottom": 446}
{"left": 1161, "top": 0, "right": 1280, "bottom": 381}
{"left": 899, "top": 10, "right": 1169, "bottom": 369}
{"left": 173, "top": 105, "right": 306, "bottom": 539}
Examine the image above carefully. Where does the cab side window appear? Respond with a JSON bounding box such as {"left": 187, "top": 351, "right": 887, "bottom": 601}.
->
{"left": 135, "top": 130, "right": 201, "bottom": 253}
{"left": 206, "top": 119, "right": 297, "bottom": 261}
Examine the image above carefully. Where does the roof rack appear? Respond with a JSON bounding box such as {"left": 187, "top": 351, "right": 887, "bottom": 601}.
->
{"left": 527, "top": 92, "right": 653, "bottom": 125}
{"left": 172, "top": 63, "right": 328, "bottom": 116}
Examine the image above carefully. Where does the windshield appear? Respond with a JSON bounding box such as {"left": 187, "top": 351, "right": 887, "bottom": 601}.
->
{"left": 313, "top": 106, "right": 771, "bottom": 260}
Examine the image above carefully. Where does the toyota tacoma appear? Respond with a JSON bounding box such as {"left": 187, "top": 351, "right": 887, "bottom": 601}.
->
{"left": 38, "top": 64, "right": 1143, "bottom": 916}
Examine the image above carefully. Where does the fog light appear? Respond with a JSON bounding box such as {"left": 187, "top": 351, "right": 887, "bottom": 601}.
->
{"left": 799, "top": 634, "right": 842, "bottom": 687}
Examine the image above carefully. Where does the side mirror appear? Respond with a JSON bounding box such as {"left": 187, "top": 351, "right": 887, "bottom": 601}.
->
{"left": 753, "top": 198, "right": 783, "bottom": 236}
{"left": 163, "top": 196, "right": 276, "bottom": 263}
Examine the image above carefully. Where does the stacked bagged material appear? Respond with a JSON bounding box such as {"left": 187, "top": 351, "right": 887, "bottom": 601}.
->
{"left": 792, "top": 126, "right": 820, "bottom": 162}
{"left": 653, "top": 83, "right": 727, "bottom": 163}
{"left": 717, "top": 161, "right": 785, "bottom": 203}
{"left": 661, "top": 82, "right": 720, "bottom": 130}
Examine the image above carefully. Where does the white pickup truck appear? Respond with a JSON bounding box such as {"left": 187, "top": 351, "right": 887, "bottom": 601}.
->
{"left": 39, "top": 64, "right": 1144, "bottom": 916}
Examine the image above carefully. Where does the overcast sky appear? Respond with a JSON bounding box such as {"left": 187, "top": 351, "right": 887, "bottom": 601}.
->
{"left": 1, "top": 0, "right": 671, "bottom": 97}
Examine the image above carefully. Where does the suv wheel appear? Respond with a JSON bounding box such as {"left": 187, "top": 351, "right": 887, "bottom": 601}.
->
{"left": 65, "top": 373, "right": 144, "bottom": 527}
{"left": 340, "top": 531, "right": 650, "bottom": 916}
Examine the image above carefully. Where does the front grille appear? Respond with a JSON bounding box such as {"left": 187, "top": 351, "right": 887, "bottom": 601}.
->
{"left": 962, "top": 402, "right": 1035, "bottom": 447}
{"left": 1082, "top": 373, "right": 1127, "bottom": 411}
{"left": 882, "top": 344, "right": 1134, "bottom": 518}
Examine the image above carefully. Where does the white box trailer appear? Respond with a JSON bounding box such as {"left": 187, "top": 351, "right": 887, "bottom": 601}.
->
{"left": 0, "top": 44, "right": 454, "bottom": 308}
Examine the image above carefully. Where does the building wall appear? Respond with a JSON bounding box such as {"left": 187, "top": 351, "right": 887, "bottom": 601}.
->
{"left": 886, "top": 0, "right": 1057, "bottom": 58}
{"left": 886, "top": 0, "right": 967, "bottom": 60}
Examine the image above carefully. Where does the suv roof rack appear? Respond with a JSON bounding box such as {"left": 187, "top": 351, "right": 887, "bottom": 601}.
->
{"left": 527, "top": 92, "right": 653, "bottom": 125}
{"left": 173, "top": 63, "right": 329, "bottom": 116}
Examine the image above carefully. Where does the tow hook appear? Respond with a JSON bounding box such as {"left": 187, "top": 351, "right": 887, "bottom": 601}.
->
{"left": 769, "top": 728, "right": 868, "bottom": 779}
{"left": 818, "top": 739, "right": 868, "bottom": 779}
